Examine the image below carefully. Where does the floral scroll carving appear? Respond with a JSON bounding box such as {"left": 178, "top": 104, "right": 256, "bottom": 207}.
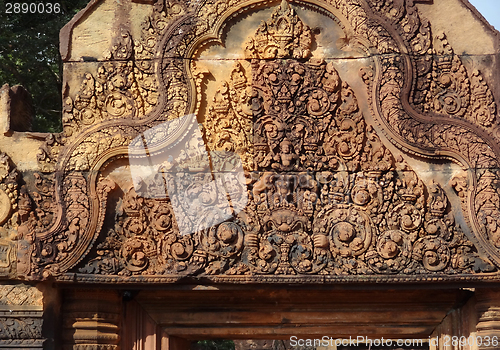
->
{"left": 13, "top": 0, "right": 500, "bottom": 283}
{"left": 66, "top": 1, "right": 497, "bottom": 282}
{"left": 360, "top": 0, "right": 500, "bottom": 269}
{"left": 0, "top": 284, "right": 44, "bottom": 349}
{"left": 412, "top": 32, "right": 497, "bottom": 128}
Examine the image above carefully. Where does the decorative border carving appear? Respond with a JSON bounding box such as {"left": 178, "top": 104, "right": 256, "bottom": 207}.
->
{"left": 0, "top": 284, "right": 44, "bottom": 349}
{"left": 18, "top": 0, "right": 500, "bottom": 284}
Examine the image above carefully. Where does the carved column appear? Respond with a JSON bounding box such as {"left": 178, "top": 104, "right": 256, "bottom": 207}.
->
{"left": 0, "top": 283, "right": 45, "bottom": 349}
{"left": 435, "top": 288, "right": 500, "bottom": 350}
{"left": 476, "top": 288, "right": 500, "bottom": 350}
{"left": 62, "top": 289, "right": 121, "bottom": 350}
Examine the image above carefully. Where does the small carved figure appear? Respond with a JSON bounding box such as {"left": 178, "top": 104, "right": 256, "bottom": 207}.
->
{"left": 272, "top": 140, "right": 298, "bottom": 171}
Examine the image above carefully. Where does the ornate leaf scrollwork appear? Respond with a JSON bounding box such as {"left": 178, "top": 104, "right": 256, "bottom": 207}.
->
{"left": 200, "top": 222, "right": 244, "bottom": 259}
{"left": 412, "top": 32, "right": 497, "bottom": 129}
{"left": 0, "top": 317, "right": 43, "bottom": 339}
{"left": 69, "top": 0, "right": 499, "bottom": 282}
{"left": 22, "top": 0, "right": 499, "bottom": 283}
{"left": 315, "top": 206, "right": 372, "bottom": 259}
{"left": 475, "top": 171, "right": 500, "bottom": 248}
{"left": 362, "top": 0, "right": 500, "bottom": 270}
{"left": 413, "top": 237, "right": 450, "bottom": 272}
{"left": 369, "top": 230, "right": 412, "bottom": 274}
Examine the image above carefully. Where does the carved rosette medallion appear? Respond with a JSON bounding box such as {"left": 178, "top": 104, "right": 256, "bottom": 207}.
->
{"left": 16, "top": 0, "right": 500, "bottom": 284}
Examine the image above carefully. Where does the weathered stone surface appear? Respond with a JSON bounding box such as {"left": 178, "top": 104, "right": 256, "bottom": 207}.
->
{"left": 16, "top": 0, "right": 497, "bottom": 285}
{"left": 0, "top": 84, "right": 33, "bottom": 133}
{"left": 0, "top": 283, "right": 44, "bottom": 349}
{"left": 0, "top": 0, "right": 500, "bottom": 347}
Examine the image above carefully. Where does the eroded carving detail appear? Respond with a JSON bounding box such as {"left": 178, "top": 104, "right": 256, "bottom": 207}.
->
{"left": 74, "top": 2, "right": 496, "bottom": 281}
{"left": 204, "top": 62, "right": 255, "bottom": 170}
{"left": 0, "top": 284, "right": 42, "bottom": 306}
{"left": 35, "top": 133, "right": 62, "bottom": 173}
{"left": 244, "top": 0, "right": 312, "bottom": 59}
{"left": 413, "top": 33, "right": 497, "bottom": 129}
{"left": 0, "top": 153, "right": 23, "bottom": 277}
{"left": 17, "top": 0, "right": 500, "bottom": 283}
{"left": 0, "top": 284, "right": 44, "bottom": 349}
{"left": 475, "top": 171, "right": 500, "bottom": 248}
{"left": 0, "top": 317, "right": 42, "bottom": 339}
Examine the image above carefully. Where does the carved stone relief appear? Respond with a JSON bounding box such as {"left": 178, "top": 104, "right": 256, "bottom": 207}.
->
{"left": 0, "top": 284, "right": 44, "bottom": 349}
{"left": 3, "top": 0, "right": 498, "bottom": 284}
{"left": 0, "top": 151, "right": 25, "bottom": 279}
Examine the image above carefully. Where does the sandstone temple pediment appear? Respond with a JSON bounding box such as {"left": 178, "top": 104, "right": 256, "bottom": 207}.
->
{"left": 1, "top": 0, "right": 500, "bottom": 348}
{"left": 10, "top": 0, "right": 497, "bottom": 285}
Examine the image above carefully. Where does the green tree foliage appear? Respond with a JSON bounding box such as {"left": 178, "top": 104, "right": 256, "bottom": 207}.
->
{"left": 194, "top": 340, "right": 235, "bottom": 350}
{"left": 0, "top": 0, "right": 90, "bottom": 132}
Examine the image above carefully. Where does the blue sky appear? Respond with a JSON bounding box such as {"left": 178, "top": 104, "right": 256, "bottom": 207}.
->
{"left": 468, "top": 0, "right": 500, "bottom": 30}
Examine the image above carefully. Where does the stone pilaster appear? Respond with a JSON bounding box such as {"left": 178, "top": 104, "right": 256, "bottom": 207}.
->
{"left": 475, "top": 288, "right": 500, "bottom": 350}
{"left": 62, "top": 289, "right": 121, "bottom": 350}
